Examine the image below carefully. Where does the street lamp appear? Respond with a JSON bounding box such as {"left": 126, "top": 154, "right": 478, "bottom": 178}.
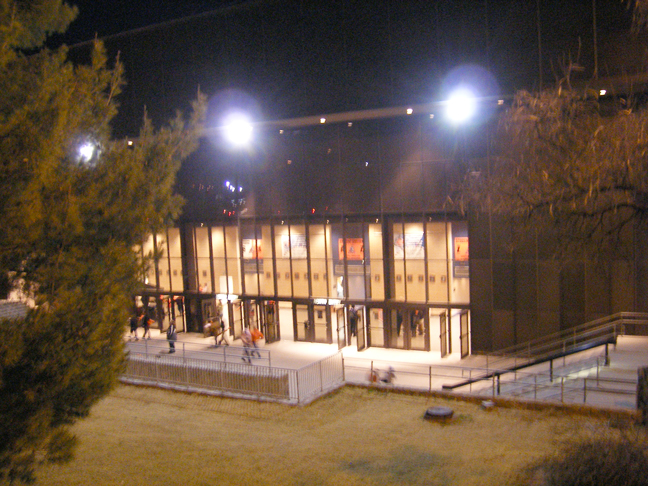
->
{"left": 445, "top": 87, "right": 477, "bottom": 124}
{"left": 223, "top": 113, "right": 253, "bottom": 147}
{"left": 78, "top": 141, "right": 96, "bottom": 163}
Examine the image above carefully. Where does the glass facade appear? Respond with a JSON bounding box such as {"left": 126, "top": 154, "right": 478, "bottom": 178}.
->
{"left": 139, "top": 216, "right": 470, "bottom": 355}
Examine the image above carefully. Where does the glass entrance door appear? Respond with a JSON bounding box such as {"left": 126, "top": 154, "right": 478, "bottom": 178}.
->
{"left": 312, "top": 305, "right": 330, "bottom": 343}
{"left": 336, "top": 307, "right": 346, "bottom": 349}
{"left": 440, "top": 310, "right": 449, "bottom": 357}
{"left": 460, "top": 311, "right": 470, "bottom": 358}
{"left": 356, "top": 306, "right": 367, "bottom": 351}
{"left": 262, "top": 300, "right": 279, "bottom": 343}
{"left": 294, "top": 303, "right": 312, "bottom": 342}
{"left": 229, "top": 301, "right": 243, "bottom": 340}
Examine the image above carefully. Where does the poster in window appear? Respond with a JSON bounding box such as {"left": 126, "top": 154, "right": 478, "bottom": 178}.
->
{"left": 454, "top": 237, "right": 469, "bottom": 261}
{"left": 281, "top": 234, "right": 307, "bottom": 259}
{"left": 394, "top": 233, "right": 425, "bottom": 259}
{"left": 338, "top": 238, "right": 364, "bottom": 260}
{"left": 453, "top": 236, "right": 470, "bottom": 278}
{"left": 242, "top": 239, "right": 262, "bottom": 260}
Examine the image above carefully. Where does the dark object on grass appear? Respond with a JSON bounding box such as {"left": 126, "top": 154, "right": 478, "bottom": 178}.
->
{"left": 424, "top": 407, "right": 454, "bottom": 421}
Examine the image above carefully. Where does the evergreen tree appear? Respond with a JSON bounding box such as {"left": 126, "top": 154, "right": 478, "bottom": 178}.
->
{"left": 0, "top": 1, "right": 205, "bottom": 483}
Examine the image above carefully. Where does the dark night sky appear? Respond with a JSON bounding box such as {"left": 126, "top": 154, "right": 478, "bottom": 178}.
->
{"left": 55, "top": 0, "right": 239, "bottom": 45}
{"left": 53, "top": 0, "right": 638, "bottom": 133}
{"left": 48, "top": 0, "right": 642, "bottom": 220}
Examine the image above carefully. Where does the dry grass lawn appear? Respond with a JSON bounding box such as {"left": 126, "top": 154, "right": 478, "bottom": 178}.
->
{"left": 37, "top": 385, "right": 625, "bottom": 486}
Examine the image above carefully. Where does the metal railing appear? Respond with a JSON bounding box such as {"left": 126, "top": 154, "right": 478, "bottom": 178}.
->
{"left": 126, "top": 339, "right": 272, "bottom": 367}
{"left": 481, "top": 312, "right": 648, "bottom": 372}
{"left": 344, "top": 351, "right": 637, "bottom": 410}
{"left": 122, "top": 350, "right": 344, "bottom": 405}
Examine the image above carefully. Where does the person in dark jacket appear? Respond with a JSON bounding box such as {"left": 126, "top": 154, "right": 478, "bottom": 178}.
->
{"left": 166, "top": 320, "right": 177, "bottom": 353}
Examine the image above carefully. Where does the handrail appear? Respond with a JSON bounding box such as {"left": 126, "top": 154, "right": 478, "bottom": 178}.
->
{"left": 488, "top": 312, "right": 648, "bottom": 359}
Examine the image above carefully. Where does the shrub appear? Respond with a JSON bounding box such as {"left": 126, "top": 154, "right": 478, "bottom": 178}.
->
{"left": 524, "top": 428, "right": 648, "bottom": 486}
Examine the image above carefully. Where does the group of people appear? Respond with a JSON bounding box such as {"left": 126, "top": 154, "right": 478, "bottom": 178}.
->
{"left": 128, "top": 310, "right": 153, "bottom": 341}
{"left": 206, "top": 317, "right": 230, "bottom": 347}
{"left": 241, "top": 327, "right": 264, "bottom": 363}
{"left": 129, "top": 308, "right": 266, "bottom": 361}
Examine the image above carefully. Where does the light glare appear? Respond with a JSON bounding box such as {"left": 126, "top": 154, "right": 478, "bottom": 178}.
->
{"left": 446, "top": 88, "right": 477, "bottom": 124}
{"left": 78, "top": 142, "right": 95, "bottom": 162}
{"left": 224, "top": 114, "right": 253, "bottom": 146}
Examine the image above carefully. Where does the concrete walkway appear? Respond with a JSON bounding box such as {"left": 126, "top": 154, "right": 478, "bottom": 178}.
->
{"left": 124, "top": 329, "right": 648, "bottom": 411}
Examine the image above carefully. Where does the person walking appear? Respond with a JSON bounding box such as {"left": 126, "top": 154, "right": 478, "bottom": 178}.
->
{"left": 251, "top": 327, "right": 263, "bottom": 358}
{"left": 129, "top": 314, "right": 139, "bottom": 340}
{"left": 166, "top": 319, "right": 177, "bottom": 353}
{"left": 349, "top": 305, "right": 358, "bottom": 337}
{"left": 241, "top": 328, "right": 253, "bottom": 363}
{"left": 217, "top": 319, "right": 229, "bottom": 346}
{"left": 140, "top": 310, "right": 151, "bottom": 339}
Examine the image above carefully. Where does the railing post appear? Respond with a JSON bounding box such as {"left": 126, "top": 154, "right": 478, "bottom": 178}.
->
{"left": 597, "top": 358, "right": 600, "bottom": 385}
{"left": 469, "top": 369, "right": 472, "bottom": 393}
{"left": 182, "top": 342, "right": 186, "bottom": 362}
{"left": 534, "top": 375, "right": 537, "bottom": 399}
{"left": 583, "top": 378, "right": 587, "bottom": 404}
{"left": 496, "top": 373, "right": 500, "bottom": 395}
{"left": 561, "top": 377, "right": 564, "bottom": 403}
{"left": 549, "top": 360, "right": 553, "bottom": 382}
{"left": 429, "top": 366, "right": 432, "bottom": 393}
{"left": 296, "top": 369, "right": 300, "bottom": 404}
{"left": 604, "top": 343, "right": 609, "bottom": 366}
{"left": 319, "top": 361, "right": 323, "bottom": 392}
{"left": 342, "top": 355, "right": 346, "bottom": 381}
{"left": 492, "top": 374, "right": 496, "bottom": 397}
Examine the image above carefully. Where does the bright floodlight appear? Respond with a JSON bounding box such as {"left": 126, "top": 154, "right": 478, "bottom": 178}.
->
{"left": 446, "top": 88, "right": 477, "bottom": 124}
{"left": 223, "top": 114, "right": 253, "bottom": 146}
{"left": 78, "top": 142, "right": 95, "bottom": 162}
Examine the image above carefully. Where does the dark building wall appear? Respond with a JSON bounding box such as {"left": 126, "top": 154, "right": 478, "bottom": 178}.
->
{"left": 469, "top": 208, "right": 648, "bottom": 353}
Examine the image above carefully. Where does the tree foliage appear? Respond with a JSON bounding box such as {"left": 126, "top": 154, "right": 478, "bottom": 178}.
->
{"left": 460, "top": 83, "right": 648, "bottom": 258}
{"left": 0, "top": 1, "right": 205, "bottom": 483}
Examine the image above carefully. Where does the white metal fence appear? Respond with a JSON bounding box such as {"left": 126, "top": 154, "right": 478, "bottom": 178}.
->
{"left": 122, "top": 350, "right": 344, "bottom": 405}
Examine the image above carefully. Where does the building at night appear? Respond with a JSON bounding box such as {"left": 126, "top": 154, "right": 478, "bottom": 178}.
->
{"left": 69, "top": 1, "right": 648, "bottom": 357}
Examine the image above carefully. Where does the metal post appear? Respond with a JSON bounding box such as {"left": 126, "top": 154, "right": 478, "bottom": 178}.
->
{"left": 549, "top": 360, "right": 553, "bottom": 382}
{"left": 429, "top": 366, "right": 432, "bottom": 393}
{"left": 583, "top": 378, "right": 587, "bottom": 404}
{"left": 182, "top": 342, "right": 186, "bottom": 362}
{"left": 561, "top": 377, "right": 564, "bottom": 403}
{"left": 319, "top": 361, "right": 323, "bottom": 392}
{"left": 496, "top": 373, "right": 500, "bottom": 395}
{"left": 597, "top": 358, "right": 600, "bottom": 384}
{"left": 296, "top": 369, "right": 300, "bottom": 404}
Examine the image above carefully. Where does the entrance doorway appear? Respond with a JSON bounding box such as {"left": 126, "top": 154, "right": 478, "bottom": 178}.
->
{"left": 388, "top": 308, "right": 429, "bottom": 351}
{"left": 261, "top": 300, "right": 279, "bottom": 343}
{"left": 294, "top": 303, "right": 332, "bottom": 344}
